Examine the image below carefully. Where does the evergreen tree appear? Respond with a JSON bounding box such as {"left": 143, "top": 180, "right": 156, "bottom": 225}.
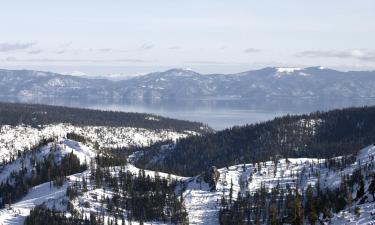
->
{"left": 356, "top": 179, "right": 365, "bottom": 200}
{"left": 368, "top": 175, "right": 375, "bottom": 201}
{"left": 269, "top": 203, "right": 278, "bottom": 225}
{"left": 305, "top": 185, "right": 318, "bottom": 225}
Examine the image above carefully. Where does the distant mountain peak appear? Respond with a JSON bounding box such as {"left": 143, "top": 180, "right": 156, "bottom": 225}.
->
{"left": 61, "top": 71, "right": 87, "bottom": 76}
{"left": 161, "top": 68, "right": 200, "bottom": 76}
{"left": 274, "top": 67, "right": 310, "bottom": 78}
{"left": 276, "top": 67, "right": 302, "bottom": 73}
{"left": 165, "top": 68, "right": 196, "bottom": 73}
{"left": 273, "top": 67, "right": 331, "bottom": 78}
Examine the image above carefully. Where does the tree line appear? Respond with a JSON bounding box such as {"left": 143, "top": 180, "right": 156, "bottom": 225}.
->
{"left": 25, "top": 205, "right": 105, "bottom": 225}
{"left": 136, "top": 105, "right": 375, "bottom": 176}
{"left": 0, "top": 101, "right": 210, "bottom": 132}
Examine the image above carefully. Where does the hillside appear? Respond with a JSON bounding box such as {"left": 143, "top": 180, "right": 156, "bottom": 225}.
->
{"left": 1, "top": 137, "right": 375, "bottom": 224}
{"left": 0, "top": 102, "right": 209, "bottom": 166}
{"left": 135, "top": 105, "right": 375, "bottom": 176}
{"left": 0, "top": 102, "right": 210, "bottom": 132}
{"left": 1, "top": 105, "right": 375, "bottom": 224}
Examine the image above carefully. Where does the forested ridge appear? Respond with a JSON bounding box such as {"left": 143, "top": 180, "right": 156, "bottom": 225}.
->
{"left": 24, "top": 153, "right": 189, "bottom": 225}
{"left": 136, "top": 105, "right": 375, "bottom": 176}
{"left": 0, "top": 146, "right": 87, "bottom": 208}
{"left": 218, "top": 155, "right": 375, "bottom": 225}
{"left": 0, "top": 102, "right": 210, "bottom": 132}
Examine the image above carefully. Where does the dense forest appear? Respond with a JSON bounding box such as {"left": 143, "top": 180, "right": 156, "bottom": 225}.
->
{"left": 86, "top": 165, "right": 189, "bottom": 224}
{"left": 0, "top": 102, "right": 210, "bottom": 132}
{"left": 136, "top": 106, "right": 375, "bottom": 176}
{"left": 25, "top": 205, "right": 105, "bottom": 225}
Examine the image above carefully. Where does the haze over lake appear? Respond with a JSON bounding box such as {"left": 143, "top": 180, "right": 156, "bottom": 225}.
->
{"left": 3, "top": 96, "right": 375, "bottom": 130}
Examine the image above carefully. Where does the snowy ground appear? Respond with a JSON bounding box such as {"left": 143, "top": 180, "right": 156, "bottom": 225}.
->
{"left": 0, "top": 123, "right": 193, "bottom": 225}
{"left": 0, "top": 181, "right": 69, "bottom": 225}
{"left": 182, "top": 145, "right": 375, "bottom": 225}
{"left": 0, "top": 139, "right": 186, "bottom": 225}
{"left": 0, "top": 139, "right": 96, "bottom": 225}
{"left": 1, "top": 133, "right": 375, "bottom": 224}
{"left": 0, "top": 139, "right": 95, "bottom": 185}
{"left": 330, "top": 202, "right": 375, "bottom": 225}
{"left": 0, "top": 123, "right": 193, "bottom": 163}
{"left": 67, "top": 165, "right": 189, "bottom": 225}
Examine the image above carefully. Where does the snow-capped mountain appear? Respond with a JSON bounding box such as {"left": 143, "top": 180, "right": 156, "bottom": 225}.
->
{"left": 1, "top": 67, "right": 375, "bottom": 100}
{"left": 0, "top": 69, "right": 115, "bottom": 98}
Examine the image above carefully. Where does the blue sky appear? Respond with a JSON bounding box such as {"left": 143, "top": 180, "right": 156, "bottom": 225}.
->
{"left": 0, "top": 0, "right": 374, "bottom": 75}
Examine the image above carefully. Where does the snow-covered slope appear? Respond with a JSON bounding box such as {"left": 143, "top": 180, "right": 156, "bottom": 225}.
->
{"left": 0, "top": 123, "right": 193, "bottom": 163}
{"left": 0, "top": 138, "right": 95, "bottom": 224}
{"left": 182, "top": 145, "right": 375, "bottom": 224}
{"left": 1, "top": 136, "right": 375, "bottom": 224}
{"left": 0, "top": 181, "right": 69, "bottom": 224}
{"left": 0, "top": 139, "right": 187, "bottom": 225}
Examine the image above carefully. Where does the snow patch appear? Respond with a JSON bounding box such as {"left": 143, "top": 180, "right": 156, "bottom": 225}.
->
{"left": 276, "top": 67, "right": 302, "bottom": 73}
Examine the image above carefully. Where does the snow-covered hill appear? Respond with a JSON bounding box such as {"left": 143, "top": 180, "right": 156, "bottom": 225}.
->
{"left": 182, "top": 145, "right": 375, "bottom": 224}
{"left": 0, "top": 139, "right": 187, "bottom": 225}
{"left": 0, "top": 139, "right": 95, "bottom": 224}
{"left": 1, "top": 135, "right": 375, "bottom": 224}
{"left": 0, "top": 123, "right": 194, "bottom": 163}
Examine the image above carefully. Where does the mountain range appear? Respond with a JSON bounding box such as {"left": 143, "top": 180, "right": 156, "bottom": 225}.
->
{"left": 1, "top": 67, "right": 375, "bottom": 100}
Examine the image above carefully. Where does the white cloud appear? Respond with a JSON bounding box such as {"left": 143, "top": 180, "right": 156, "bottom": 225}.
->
{"left": 5, "top": 57, "right": 17, "bottom": 61}
{"left": 296, "top": 49, "right": 375, "bottom": 61}
{"left": 28, "top": 49, "right": 42, "bottom": 54}
{"left": 168, "top": 46, "right": 180, "bottom": 50}
{"left": 1, "top": 57, "right": 155, "bottom": 63}
{"left": 0, "top": 42, "right": 36, "bottom": 52}
{"left": 243, "top": 48, "right": 261, "bottom": 53}
{"left": 139, "top": 44, "right": 154, "bottom": 50}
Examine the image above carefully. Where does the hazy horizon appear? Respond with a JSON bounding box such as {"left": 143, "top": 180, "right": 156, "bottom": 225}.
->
{"left": 0, "top": 0, "right": 374, "bottom": 77}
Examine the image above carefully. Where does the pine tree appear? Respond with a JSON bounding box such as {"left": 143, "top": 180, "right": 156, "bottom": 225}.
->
{"left": 356, "top": 179, "right": 365, "bottom": 200}
{"left": 286, "top": 190, "right": 304, "bottom": 225}
{"left": 269, "top": 203, "right": 278, "bottom": 225}
{"left": 347, "top": 189, "right": 353, "bottom": 211}
{"left": 229, "top": 179, "right": 233, "bottom": 205}
{"left": 293, "top": 193, "right": 304, "bottom": 225}
{"left": 305, "top": 185, "right": 318, "bottom": 225}
{"left": 368, "top": 175, "right": 375, "bottom": 201}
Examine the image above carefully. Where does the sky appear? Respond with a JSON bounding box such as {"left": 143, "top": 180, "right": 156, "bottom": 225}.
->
{"left": 0, "top": 0, "right": 374, "bottom": 76}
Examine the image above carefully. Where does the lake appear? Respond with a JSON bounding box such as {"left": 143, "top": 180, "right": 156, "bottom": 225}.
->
{"left": 3, "top": 96, "right": 375, "bottom": 130}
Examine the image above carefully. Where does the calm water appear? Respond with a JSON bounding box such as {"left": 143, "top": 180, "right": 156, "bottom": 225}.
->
{"left": 87, "top": 103, "right": 287, "bottom": 130}
{"left": 3, "top": 97, "right": 375, "bottom": 130}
